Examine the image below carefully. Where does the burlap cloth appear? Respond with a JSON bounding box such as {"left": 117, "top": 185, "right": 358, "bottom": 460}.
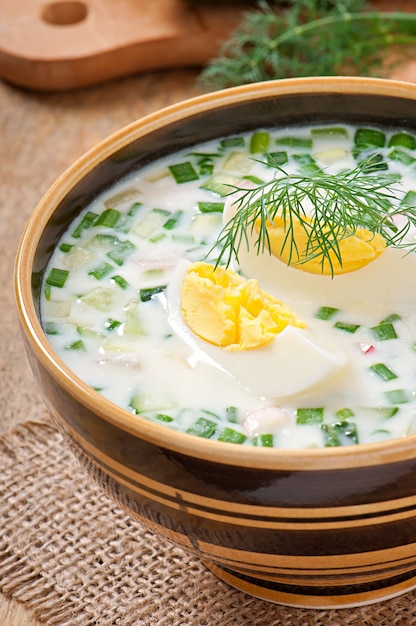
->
{"left": 3, "top": 66, "right": 416, "bottom": 625}
{"left": 0, "top": 416, "right": 414, "bottom": 626}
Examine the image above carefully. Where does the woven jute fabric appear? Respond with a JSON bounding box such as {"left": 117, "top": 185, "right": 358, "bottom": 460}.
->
{"left": 0, "top": 419, "right": 414, "bottom": 625}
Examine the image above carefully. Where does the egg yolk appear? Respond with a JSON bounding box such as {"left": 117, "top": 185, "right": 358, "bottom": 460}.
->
{"left": 257, "top": 215, "right": 386, "bottom": 275}
{"left": 181, "top": 262, "right": 305, "bottom": 351}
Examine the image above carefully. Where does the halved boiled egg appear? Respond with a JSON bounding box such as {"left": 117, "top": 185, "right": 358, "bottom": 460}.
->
{"left": 166, "top": 259, "right": 348, "bottom": 399}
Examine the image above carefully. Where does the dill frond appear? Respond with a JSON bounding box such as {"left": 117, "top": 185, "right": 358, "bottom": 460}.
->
{"left": 212, "top": 155, "right": 416, "bottom": 277}
{"left": 198, "top": 0, "right": 416, "bottom": 91}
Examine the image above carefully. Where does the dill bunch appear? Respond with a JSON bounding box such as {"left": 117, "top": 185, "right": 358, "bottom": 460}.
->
{"left": 198, "top": 0, "right": 416, "bottom": 90}
{"left": 213, "top": 155, "right": 416, "bottom": 277}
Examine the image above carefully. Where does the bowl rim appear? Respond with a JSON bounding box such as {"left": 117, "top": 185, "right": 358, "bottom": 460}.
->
{"left": 15, "top": 75, "right": 416, "bottom": 470}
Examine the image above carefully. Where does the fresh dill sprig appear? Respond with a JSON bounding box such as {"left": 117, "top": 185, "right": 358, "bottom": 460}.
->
{"left": 198, "top": 0, "right": 416, "bottom": 90}
{"left": 212, "top": 154, "right": 416, "bottom": 277}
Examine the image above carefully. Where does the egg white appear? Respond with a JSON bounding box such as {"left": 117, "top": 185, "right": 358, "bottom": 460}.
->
{"left": 166, "top": 259, "right": 348, "bottom": 400}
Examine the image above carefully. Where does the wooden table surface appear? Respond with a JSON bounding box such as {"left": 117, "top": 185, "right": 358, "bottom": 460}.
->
{"left": 3, "top": 9, "right": 416, "bottom": 620}
{"left": 0, "top": 66, "right": 200, "bottom": 626}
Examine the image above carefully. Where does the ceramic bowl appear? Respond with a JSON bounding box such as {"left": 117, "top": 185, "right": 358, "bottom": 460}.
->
{"left": 15, "top": 77, "right": 416, "bottom": 609}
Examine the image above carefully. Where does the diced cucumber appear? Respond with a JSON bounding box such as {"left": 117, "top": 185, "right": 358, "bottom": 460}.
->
{"left": 62, "top": 246, "right": 95, "bottom": 270}
{"left": 133, "top": 208, "right": 170, "bottom": 238}
{"left": 222, "top": 151, "right": 253, "bottom": 174}
{"left": 190, "top": 212, "right": 223, "bottom": 237}
{"left": 81, "top": 287, "right": 115, "bottom": 311}
{"left": 103, "top": 188, "right": 140, "bottom": 208}
{"left": 313, "top": 148, "right": 349, "bottom": 164}
{"left": 200, "top": 173, "right": 241, "bottom": 196}
{"left": 124, "top": 300, "right": 145, "bottom": 334}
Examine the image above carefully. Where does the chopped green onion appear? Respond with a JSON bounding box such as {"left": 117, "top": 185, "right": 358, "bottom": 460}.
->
{"left": 44, "top": 321, "right": 62, "bottom": 335}
{"left": 380, "top": 313, "right": 401, "bottom": 324}
{"left": 388, "top": 132, "right": 416, "bottom": 150}
{"left": 127, "top": 201, "right": 143, "bottom": 216}
{"left": 186, "top": 417, "right": 217, "bottom": 438}
{"left": 65, "top": 340, "right": 86, "bottom": 351}
{"left": 59, "top": 243, "right": 73, "bottom": 253}
{"left": 388, "top": 149, "right": 416, "bottom": 166}
{"left": 275, "top": 136, "right": 312, "bottom": 149}
{"left": 46, "top": 268, "right": 69, "bottom": 288}
{"left": 88, "top": 262, "right": 114, "bottom": 280}
{"left": 250, "top": 131, "right": 270, "bottom": 153}
{"left": 334, "top": 321, "right": 360, "bottom": 334}
{"left": 296, "top": 407, "right": 324, "bottom": 425}
{"left": 370, "top": 322, "right": 398, "bottom": 341}
{"left": 217, "top": 427, "right": 247, "bottom": 444}
{"left": 315, "top": 306, "right": 339, "bottom": 320}
{"left": 220, "top": 137, "right": 245, "bottom": 149}
{"left": 311, "top": 126, "right": 349, "bottom": 138}
{"left": 358, "top": 153, "right": 388, "bottom": 172}
{"left": 292, "top": 153, "right": 322, "bottom": 175}
{"left": 253, "top": 433, "right": 274, "bottom": 447}
{"left": 369, "top": 363, "right": 398, "bottom": 381}
{"left": 354, "top": 127, "right": 386, "bottom": 149}
{"left": 226, "top": 406, "right": 238, "bottom": 423}
{"left": 105, "top": 318, "right": 121, "bottom": 331}
{"left": 400, "top": 190, "right": 416, "bottom": 208}
{"left": 163, "top": 211, "right": 183, "bottom": 230}
{"left": 266, "top": 151, "right": 288, "bottom": 166}
{"left": 385, "top": 389, "right": 410, "bottom": 404}
{"left": 156, "top": 413, "right": 174, "bottom": 423}
{"left": 139, "top": 285, "right": 166, "bottom": 302}
{"left": 44, "top": 284, "right": 51, "bottom": 301}
{"left": 373, "top": 406, "right": 399, "bottom": 418}
{"left": 321, "top": 421, "right": 358, "bottom": 447}
{"left": 198, "top": 201, "right": 224, "bottom": 213}
{"left": 243, "top": 175, "right": 265, "bottom": 185}
{"left": 335, "top": 407, "right": 355, "bottom": 419}
{"left": 112, "top": 275, "right": 128, "bottom": 289}
{"left": 71, "top": 211, "right": 99, "bottom": 238}
{"left": 168, "top": 162, "right": 199, "bottom": 183}
{"left": 94, "top": 208, "right": 120, "bottom": 228}
{"left": 198, "top": 161, "right": 214, "bottom": 176}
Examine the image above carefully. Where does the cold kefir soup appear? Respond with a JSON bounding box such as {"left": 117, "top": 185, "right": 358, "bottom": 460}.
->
{"left": 41, "top": 124, "right": 416, "bottom": 448}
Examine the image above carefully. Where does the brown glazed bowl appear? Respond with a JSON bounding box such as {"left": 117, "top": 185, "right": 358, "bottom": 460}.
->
{"left": 14, "top": 76, "right": 416, "bottom": 609}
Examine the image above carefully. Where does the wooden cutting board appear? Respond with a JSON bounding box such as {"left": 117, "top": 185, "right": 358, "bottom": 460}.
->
{"left": 1, "top": 0, "right": 416, "bottom": 92}
{"left": 0, "top": 0, "right": 248, "bottom": 91}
